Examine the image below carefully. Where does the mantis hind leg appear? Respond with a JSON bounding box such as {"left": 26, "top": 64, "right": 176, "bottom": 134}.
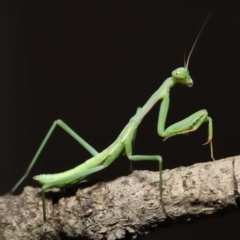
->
{"left": 11, "top": 119, "right": 99, "bottom": 193}
{"left": 41, "top": 165, "right": 106, "bottom": 221}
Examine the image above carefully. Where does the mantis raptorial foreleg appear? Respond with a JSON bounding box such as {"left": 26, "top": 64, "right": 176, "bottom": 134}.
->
{"left": 157, "top": 92, "right": 214, "bottom": 159}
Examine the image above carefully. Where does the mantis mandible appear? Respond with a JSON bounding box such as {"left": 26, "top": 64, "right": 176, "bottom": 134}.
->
{"left": 11, "top": 15, "right": 214, "bottom": 222}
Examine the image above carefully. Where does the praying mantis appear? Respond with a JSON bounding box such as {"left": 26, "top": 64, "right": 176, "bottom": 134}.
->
{"left": 11, "top": 16, "right": 214, "bottom": 222}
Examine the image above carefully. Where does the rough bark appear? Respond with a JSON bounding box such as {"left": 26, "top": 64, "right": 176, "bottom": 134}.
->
{"left": 0, "top": 155, "right": 240, "bottom": 240}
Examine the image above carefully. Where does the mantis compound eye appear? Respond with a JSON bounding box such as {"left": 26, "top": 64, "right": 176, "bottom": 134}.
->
{"left": 175, "top": 71, "right": 182, "bottom": 77}
{"left": 172, "top": 67, "right": 187, "bottom": 79}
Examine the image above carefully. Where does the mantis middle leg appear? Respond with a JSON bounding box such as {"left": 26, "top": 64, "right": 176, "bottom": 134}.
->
{"left": 124, "top": 141, "right": 167, "bottom": 213}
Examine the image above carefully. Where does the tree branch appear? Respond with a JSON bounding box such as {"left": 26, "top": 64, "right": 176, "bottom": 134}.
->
{"left": 0, "top": 155, "right": 239, "bottom": 240}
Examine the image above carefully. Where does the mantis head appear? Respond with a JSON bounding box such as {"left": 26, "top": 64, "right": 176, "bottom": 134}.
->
{"left": 172, "top": 67, "right": 193, "bottom": 87}
{"left": 172, "top": 14, "right": 210, "bottom": 89}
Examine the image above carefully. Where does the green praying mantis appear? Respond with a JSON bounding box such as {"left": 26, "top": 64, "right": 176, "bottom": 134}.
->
{"left": 11, "top": 16, "right": 214, "bottom": 222}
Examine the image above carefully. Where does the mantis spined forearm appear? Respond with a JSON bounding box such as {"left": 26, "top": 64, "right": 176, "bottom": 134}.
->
{"left": 11, "top": 15, "right": 214, "bottom": 222}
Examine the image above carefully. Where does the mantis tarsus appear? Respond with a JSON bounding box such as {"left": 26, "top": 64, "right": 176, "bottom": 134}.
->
{"left": 11, "top": 16, "right": 214, "bottom": 222}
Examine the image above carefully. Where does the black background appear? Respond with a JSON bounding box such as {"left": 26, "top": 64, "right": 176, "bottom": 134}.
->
{"left": 1, "top": 1, "right": 240, "bottom": 240}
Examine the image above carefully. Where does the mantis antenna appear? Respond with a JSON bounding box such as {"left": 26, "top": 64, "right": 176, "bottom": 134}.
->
{"left": 185, "top": 13, "right": 211, "bottom": 69}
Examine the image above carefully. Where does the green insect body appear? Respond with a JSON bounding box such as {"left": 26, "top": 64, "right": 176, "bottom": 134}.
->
{"left": 11, "top": 15, "right": 214, "bottom": 222}
{"left": 12, "top": 67, "right": 214, "bottom": 221}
